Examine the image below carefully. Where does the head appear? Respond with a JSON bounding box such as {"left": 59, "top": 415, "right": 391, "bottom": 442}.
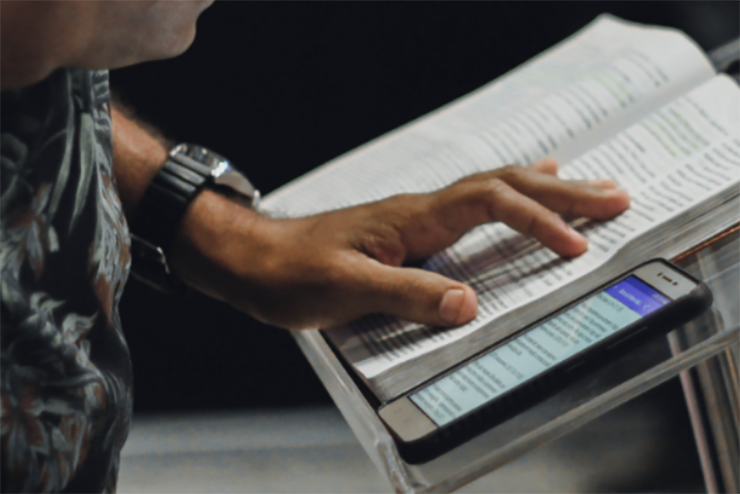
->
{"left": 1, "top": 0, "right": 214, "bottom": 90}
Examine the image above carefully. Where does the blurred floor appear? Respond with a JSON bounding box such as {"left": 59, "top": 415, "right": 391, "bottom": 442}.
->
{"left": 118, "top": 382, "right": 704, "bottom": 493}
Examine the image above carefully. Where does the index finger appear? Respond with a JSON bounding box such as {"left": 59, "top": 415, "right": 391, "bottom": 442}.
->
{"left": 453, "top": 178, "right": 589, "bottom": 256}
{"left": 400, "top": 178, "right": 589, "bottom": 259}
{"left": 493, "top": 165, "right": 630, "bottom": 220}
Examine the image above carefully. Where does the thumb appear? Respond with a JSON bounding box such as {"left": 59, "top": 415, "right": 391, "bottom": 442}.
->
{"left": 355, "top": 259, "right": 478, "bottom": 327}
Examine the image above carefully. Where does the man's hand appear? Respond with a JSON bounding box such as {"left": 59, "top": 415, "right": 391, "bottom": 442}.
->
{"left": 169, "top": 159, "right": 629, "bottom": 330}
{"left": 112, "top": 103, "right": 628, "bottom": 331}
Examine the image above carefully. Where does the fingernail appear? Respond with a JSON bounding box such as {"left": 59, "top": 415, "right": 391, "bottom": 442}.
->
{"left": 558, "top": 216, "right": 586, "bottom": 242}
{"left": 605, "top": 187, "right": 628, "bottom": 196}
{"left": 439, "top": 288, "right": 465, "bottom": 324}
{"left": 587, "top": 179, "right": 618, "bottom": 189}
{"left": 569, "top": 226, "right": 586, "bottom": 242}
{"left": 556, "top": 215, "right": 572, "bottom": 231}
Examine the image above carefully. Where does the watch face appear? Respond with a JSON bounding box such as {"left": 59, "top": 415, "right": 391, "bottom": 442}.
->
{"left": 178, "top": 143, "right": 228, "bottom": 169}
{"left": 176, "top": 144, "right": 259, "bottom": 207}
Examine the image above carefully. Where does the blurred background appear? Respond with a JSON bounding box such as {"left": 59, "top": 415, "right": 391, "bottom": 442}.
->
{"left": 111, "top": 2, "right": 738, "bottom": 492}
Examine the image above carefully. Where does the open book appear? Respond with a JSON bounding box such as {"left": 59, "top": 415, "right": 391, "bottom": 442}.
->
{"left": 261, "top": 15, "right": 740, "bottom": 403}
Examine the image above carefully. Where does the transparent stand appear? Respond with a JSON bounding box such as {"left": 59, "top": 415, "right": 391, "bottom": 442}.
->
{"left": 669, "top": 230, "right": 740, "bottom": 493}
{"left": 293, "top": 230, "right": 740, "bottom": 493}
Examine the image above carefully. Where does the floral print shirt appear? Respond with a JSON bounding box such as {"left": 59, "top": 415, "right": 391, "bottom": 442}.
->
{"left": 1, "top": 69, "right": 133, "bottom": 493}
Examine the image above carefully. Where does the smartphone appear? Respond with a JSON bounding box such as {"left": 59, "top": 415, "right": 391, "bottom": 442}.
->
{"left": 378, "top": 259, "right": 713, "bottom": 464}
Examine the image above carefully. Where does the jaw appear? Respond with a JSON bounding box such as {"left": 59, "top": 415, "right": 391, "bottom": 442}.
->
{"left": 77, "top": 0, "right": 212, "bottom": 69}
{"left": 0, "top": 0, "right": 212, "bottom": 91}
{"left": 0, "top": 1, "right": 93, "bottom": 91}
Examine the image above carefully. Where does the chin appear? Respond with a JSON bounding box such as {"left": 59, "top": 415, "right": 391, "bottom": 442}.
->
{"left": 119, "top": 26, "right": 198, "bottom": 67}
{"left": 162, "top": 31, "right": 198, "bottom": 59}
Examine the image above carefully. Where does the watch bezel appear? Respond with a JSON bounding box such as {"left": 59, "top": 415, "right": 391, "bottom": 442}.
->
{"left": 172, "top": 143, "right": 260, "bottom": 208}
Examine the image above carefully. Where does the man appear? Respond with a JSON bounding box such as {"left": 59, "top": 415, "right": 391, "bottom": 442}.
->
{"left": 0, "top": 2, "right": 629, "bottom": 492}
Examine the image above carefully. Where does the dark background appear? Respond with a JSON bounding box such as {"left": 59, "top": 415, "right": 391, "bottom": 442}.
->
{"left": 111, "top": 1, "right": 739, "bottom": 413}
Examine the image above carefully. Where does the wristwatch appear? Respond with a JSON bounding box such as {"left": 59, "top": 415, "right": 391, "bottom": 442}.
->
{"left": 129, "top": 143, "right": 260, "bottom": 294}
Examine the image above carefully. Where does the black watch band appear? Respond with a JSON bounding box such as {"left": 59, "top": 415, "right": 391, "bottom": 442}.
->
{"left": 129, "top": 144, "right": 259, "bottom": 295}
{"left": 134, "top": 150, "right": 212, "bottom": 255}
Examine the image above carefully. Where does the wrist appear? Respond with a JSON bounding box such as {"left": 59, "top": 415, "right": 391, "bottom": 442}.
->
{"left": 168, "top": 188, "right": 266, "bottom": 304}
{"left": 168, "top": 191, "right": 336, "bottom": 329}
{"left": 126, "top": 140, "right": 261, "bottom": 295}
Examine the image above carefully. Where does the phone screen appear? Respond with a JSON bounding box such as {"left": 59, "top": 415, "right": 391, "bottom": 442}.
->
{"left": 409, "top": 276, "right": 672, "bottom": 426}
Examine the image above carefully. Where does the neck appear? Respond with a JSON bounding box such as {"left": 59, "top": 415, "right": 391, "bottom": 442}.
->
{"left": 0, "top": 2, "right": 88, "bottom": 91}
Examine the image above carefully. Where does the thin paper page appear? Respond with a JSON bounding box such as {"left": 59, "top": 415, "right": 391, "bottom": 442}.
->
{"left": 262, "top": 15, "right": 714, "bottom": 219}
{"left": 332, "top": 75, "right": 739, "bottom": 381}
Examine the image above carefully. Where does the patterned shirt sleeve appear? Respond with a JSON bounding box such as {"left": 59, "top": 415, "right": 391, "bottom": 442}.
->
{"left": 1, "top": 69, "right": 133, "bottom": 493}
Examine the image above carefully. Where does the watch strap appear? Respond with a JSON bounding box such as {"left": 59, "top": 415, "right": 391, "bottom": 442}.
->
{"left": 132, "top": 152, "right": 211, "bottom": 254}
{"left": 129, "top": 234, "right": 185, "bottom": 296}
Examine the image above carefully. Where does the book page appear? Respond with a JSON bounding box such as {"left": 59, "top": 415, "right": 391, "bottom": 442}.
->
{"left": 263, "top": 15, "right": 714, "bottom": 219}
{"left": 331, "top": 75, "right": 739, "bottom": 385}
{"left": 257, "top": 16, "right": 722, "bottom": 388}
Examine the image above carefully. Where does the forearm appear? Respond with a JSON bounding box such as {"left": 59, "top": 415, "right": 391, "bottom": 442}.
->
{"left": 110, "top": 105, "right": 170, "bottom": 219}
